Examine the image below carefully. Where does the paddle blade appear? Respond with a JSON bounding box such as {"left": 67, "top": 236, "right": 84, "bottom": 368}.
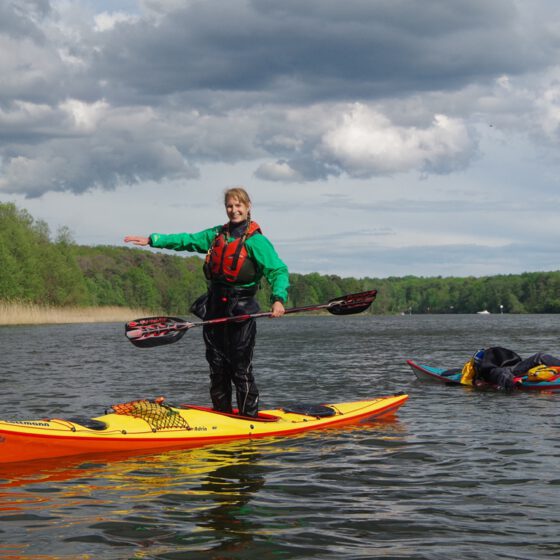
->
{"left": 327, "top": 289, "right": 377, "bottom": 315}
{"left": 125, "top": 316, "right": 189, "bottom": 348}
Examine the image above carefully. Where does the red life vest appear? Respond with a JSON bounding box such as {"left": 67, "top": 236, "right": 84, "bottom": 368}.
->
{"left": 204, "top": 221, "right": 262, "bottom": 283}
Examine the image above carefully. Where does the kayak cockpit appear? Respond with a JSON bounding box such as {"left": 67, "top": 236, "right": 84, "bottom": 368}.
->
{"left": 281, "top": 404, "right": 337, "bottom": 418}
{"left": 66, "top": 418, "right": 108, "bottom": 431}
{"left": 179, "top": 404, "right": 280, "bottom": 422}
{"left": 180, "top": 403, "right": 339, "bottom": 420}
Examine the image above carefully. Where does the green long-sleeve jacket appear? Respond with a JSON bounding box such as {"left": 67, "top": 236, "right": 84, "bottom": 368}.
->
{"left": 150, "top": 226, "right": 290, "bottom": 303}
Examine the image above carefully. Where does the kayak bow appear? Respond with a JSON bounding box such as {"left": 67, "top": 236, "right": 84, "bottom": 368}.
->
{"left": 0, "top": 393, "right": 408, "bottom": 464}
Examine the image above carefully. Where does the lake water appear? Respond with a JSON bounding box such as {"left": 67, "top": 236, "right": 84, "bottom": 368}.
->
{"left": 1, "top": 314, "right": 559, "bottom": 559}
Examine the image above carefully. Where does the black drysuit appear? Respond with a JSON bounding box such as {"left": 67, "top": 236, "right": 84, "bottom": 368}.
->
{"left": 202, "top": 285, "right": 260, "bottom": 417}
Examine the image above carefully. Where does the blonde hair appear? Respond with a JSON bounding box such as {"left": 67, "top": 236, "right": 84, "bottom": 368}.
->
{"left": 224, "top": 187, "right": 251, "bottom": 207}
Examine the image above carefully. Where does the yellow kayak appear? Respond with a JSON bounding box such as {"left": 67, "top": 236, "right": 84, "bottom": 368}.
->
{"left": 0, "top": 393, "right": 408, "bottom": 464}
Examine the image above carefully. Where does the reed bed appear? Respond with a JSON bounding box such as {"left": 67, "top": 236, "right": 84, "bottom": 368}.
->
{"left": 0, "top": 301, "right": 153, "bottom": 326}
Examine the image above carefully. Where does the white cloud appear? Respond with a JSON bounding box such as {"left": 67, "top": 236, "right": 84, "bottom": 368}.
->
{"left": 94, "top": 11, "right": 139, "bottom": 32}
{"left": 255, "top": 160, "right": 302, "bottom": 182}
{"left": 60, "top": 98, "right": 109, "bottom": 131}
{"left": 535, "top": 80, "right": 560, "bottom": 140}
{"left": 320, "top": 105, "right": 476, "bottom": 177}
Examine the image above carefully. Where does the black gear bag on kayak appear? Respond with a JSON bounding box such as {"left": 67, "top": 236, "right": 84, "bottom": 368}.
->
{"left": 473, "top": 347, "right": 522, "bottom": 390}
{"left": 473, "top": 347, "right": 522, "bottom": 375}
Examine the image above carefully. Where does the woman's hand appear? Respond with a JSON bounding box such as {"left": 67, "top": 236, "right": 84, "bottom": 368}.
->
{"left": 270, "top": 301, "right": 285, "bottom": 318}
{"left": 124, "top": 235, "right": 150, "bottom": 246}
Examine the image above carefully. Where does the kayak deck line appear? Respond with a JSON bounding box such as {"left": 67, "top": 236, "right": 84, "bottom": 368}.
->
{"left": 0, "top": 393, "right": 408, "bottom": 464}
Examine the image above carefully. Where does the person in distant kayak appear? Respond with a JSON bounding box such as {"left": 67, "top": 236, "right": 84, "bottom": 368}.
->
{"left": 124, "top": 187, "right": 289, "bottom": 417}
{"left": 470, "top": 347, "right": 560, "bottom": 390}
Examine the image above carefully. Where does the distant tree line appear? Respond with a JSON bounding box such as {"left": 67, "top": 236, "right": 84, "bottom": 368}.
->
{"left": 1, "top": 201, "right": 559, "bottom": 314}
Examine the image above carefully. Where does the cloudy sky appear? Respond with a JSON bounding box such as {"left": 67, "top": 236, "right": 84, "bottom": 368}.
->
{"left": 2, "top": 0, "right": 560, "bottom": 278}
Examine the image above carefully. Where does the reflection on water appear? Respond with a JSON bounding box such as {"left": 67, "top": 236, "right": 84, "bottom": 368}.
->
{"left": 1, "top": 316, "right": 560, "bottom": 558}
{"left": 0, "top": 421, "right": 406, "bottom": 559}
{"left": 0, "top": 442, "right": 264, "bottom": 557}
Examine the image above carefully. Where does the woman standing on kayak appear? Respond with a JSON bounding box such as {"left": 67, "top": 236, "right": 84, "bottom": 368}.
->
{"left": 124, "top": 187, "right": 289, "bottom": 417}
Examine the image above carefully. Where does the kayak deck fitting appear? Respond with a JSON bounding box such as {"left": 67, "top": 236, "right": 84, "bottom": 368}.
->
{"left": 0, "top": 393, "right": 408, "bottom": 464}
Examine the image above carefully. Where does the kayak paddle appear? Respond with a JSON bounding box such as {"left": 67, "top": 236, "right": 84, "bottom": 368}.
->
{"left": 125, "top": 289, "right": 377, "bottom": 348}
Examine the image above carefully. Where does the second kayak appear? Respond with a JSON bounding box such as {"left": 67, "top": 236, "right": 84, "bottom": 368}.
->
{"left": 407, "top": 359, "right": 560, "bottom": 392}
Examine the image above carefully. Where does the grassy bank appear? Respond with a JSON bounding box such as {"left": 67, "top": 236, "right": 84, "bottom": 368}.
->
{"left": 0, "top": 302, "right": 153, "bottom": 326}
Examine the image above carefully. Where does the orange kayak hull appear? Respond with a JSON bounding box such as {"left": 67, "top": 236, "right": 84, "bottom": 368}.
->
{"left": 0, "top": 393, "right": 408, "bottom": 464}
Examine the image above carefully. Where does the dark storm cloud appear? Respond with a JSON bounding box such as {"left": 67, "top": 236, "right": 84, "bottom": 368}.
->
{"left": 1, "top": 0, "right": 560, "bottom": 195}
{"left": 93, "top": 0, "right": 540, "bottom": 105}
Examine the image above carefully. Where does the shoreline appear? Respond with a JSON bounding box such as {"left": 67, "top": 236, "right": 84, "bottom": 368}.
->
{"left": 0, "top": 302, "right": 155, "bottom": 326}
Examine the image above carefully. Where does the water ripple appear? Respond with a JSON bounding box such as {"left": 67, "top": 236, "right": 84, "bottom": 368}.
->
{"left": 1, "top": 316, "right": 560, "bottom": 558}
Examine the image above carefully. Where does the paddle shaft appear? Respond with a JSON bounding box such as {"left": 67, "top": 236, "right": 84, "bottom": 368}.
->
{"left": 188, "top": 298, "right": 350, "bottom": 327}
{"left": 125, "top": 289, "right": 377, "bottom": 345}
{"left": 128, "top": 298, "right": 354, "bottom": 338}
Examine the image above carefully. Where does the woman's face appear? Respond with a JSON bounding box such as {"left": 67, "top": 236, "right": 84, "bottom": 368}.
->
{"left": 225, "top": 196, "right": 250, "bottom": 224}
